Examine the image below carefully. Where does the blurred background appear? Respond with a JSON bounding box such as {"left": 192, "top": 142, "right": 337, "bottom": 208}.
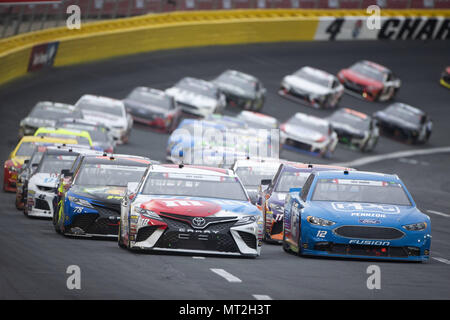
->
{"left": 1, "top": 0, "right": 449, "bottom": 38}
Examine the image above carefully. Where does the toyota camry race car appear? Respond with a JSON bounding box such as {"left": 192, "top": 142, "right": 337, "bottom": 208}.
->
{"left": 280, "top": 112, "right": 338, "bottom": 157}
{"left": 373, "top": 103, "right": 432, "bottom": 144}
{"left": 18, "top": 101, "right": 82, "bottom": 139}
{"left": 54, "top": 154, "right": 151, "bottom": 238}
{"left": 326, "top": 108, "right": 379, "bottom": 152}
{"left": 212, "top": 70, "right": 266, "bottom": 111}
{"left": 440, "top": 66, "right": 450, "bottom": 88}
{"left": 282, "top": 170, "right": 431, "bottom": 261}
{"left": 123, "top": 87, "right": 182, "bottom": 132}
{"left": 3, "top": 136, "right": 77, "bottom": 192}
{"left": 338, "top": 60, "right": 401, "bottom": 102}
{"left": 165, "top": 77, "right": 226, "bottom": 117}
{"left": 119, "top": 164, "right": 263, "bottom": 257}
{"left": 259, "top": 163, "right": 351, "bottom": 243}
{"left": 75, "top": 95, "right": 133, "bottom": 144}
{"left": 279, "top": 66, "right": 344, "bottom": 109}
{"left": 26, "top": 148, "right": 80, "bottom": 218}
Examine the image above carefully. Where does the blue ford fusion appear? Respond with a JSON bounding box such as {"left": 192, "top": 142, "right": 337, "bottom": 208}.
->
{"left": 55, "top": 155, "right": 151, "bottom": 238}
{"left": 283, "top": 170, "right": 431, "bottom": 261}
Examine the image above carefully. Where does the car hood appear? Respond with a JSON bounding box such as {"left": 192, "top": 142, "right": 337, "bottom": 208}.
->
{"left": 328, "top": 120, "right": 366, "bottom": 138}
{"left": 340, "top": 69, "right": 383, "bottom": 88}
{"left": 166, "top": 87, "right": 217, "bottom": 109}
{"left": 374, "top": 111, "right": 420, "bottom": 130}
{"left": 283, "top": 123, "right": 325, "bottom": 142}
{"left": 307, "top": 201, "right": 428, "bottom": 226}
{"left": 69, "top": 185, "right": 126, "bottom": 203}
{"left": 284, "top": 75, "right": 331, "bottom": 95}
{"left": 81, "top": 110, "right": 126, "bottom": 128}
{"left": 214, "top": 81, "right": 254, "bottom": 99}
{"left": 134, "top": 195, "right": 260, "bottom": 218}
{"left": 30, "top": 173, "right": 60, "bottom": 187}
{"left": 124, "top": 100, "right": 168, "bottom": 117}
{"left": 21, "top": 117, "right": 57, "bottom": 128}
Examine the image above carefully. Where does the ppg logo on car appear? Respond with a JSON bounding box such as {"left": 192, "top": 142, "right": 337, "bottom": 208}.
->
{"left": 332, "top": 202, "right": 400, "bottom": 214}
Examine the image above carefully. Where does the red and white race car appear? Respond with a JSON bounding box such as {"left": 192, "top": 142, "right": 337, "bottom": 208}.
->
{"left": 337, "top": 60, "right": 401, "bottom": 102}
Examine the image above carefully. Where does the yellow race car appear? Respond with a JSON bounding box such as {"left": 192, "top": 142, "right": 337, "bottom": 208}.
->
{"left": 440, "top": 67, "right": 450, "bottom": 89}
{"left": 3, "top": 136, "right": 78, "bottom": 192}
{"left": 34, "top": 127, "right": 93, "bottom": 147}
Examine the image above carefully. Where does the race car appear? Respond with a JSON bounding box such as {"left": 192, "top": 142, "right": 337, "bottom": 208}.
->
{"left": 236, "top": 110, "right": 279, "bottom": 130}
{"left": 440, "top": 67, "right": 450, "bottom": 88}
{"left": 279, "top": 66, "right": 344, "bottom": 109}
{"left": 212, "top": 70, "right": 266, "bottom": 111}
{"left": 3, "top": 136, "right": 77, "bottom": 192}
{"left": 337, "top": 60, "right": 401, "bottom": 102}
{"left": 25, "top": 148, "right": 80, "bottom": 218}
{"left": 259, "top": 163, "right": 351, "bottom": 243}
{"left": 119, "top": 164, "right": 263, "bottom": 257}
{"left": 232, "top": 159, "right": 282, "bottom": 204}
{"left": 282, "top": 170, "right": 431, "bottom": 262}
{"left": 56, "top": 118, "right": 115, "bottom": 153}
{"left": 280, "top": 112, "right": 338, "bottom": 157}
{"left": 34, "top": 127, "right": 93, "bottom": 147}
{"left": 74, "top": 94, "right": 133, "bottom": 144}
{"left": 123, "top": 87, "right": 182, "bottom": 132}
{"left": 326, "top": 108, "right": 379, "bottom": 152}
{"left": 18, "top": 101, "right": 82, "bottom": 139}
{"left": 373, "top": 103, "right": 432, "bottom": 144}
{"left": 165, "top": 77, "right": 226, "bottom": 117}
{"left": 54, "top": 154, "right": 151, "bottom": 238}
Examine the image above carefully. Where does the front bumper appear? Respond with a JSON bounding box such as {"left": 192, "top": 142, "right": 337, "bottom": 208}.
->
{"left": 27, "top": 189, "right": 56, "bottom": 218}
{"left": 129, "top": 216, "right": 261, "bottom": 257}
{"left": 300, "top": 224, "right": 431, "bottom": 261}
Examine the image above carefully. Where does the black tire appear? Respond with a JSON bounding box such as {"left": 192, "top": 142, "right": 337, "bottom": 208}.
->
{"left": 53, "top": 203, "right": 62, "bottom": 234}
{"left": 118, "top": 224, "right": 127, "bottom": 249}
{"left": 282, "top": 231, "right": 291, "bottom": 253}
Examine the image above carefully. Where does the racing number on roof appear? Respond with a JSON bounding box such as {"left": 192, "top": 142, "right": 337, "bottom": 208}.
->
{"left": 325, "top": 18, "right": 344, "bottom": 41}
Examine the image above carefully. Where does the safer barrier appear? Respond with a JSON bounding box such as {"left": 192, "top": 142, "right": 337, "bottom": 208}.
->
{"left": 0, "top": 9, "right": 449, "bottom": 86}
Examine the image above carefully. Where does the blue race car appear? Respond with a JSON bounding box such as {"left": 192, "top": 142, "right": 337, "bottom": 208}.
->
{"left": 283, "top": 170, "right": 431, "bottom": 261}
{"left": 55, "top": 154, "right": 151, "bottom": 238}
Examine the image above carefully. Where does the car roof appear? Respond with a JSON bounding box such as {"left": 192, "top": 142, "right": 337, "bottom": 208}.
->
{"left": 281, "top": 163, "right": 354, "bottom": 172}
{"left": 42, "top": 148, "right": 81, "bottom": 156}
{"left": 76, "top": 94, "right": 124, "bottom": 108}
{"left": 82, "top": 154, "right": 151, "bottom": 166}
{"left": 19, "top": 136, "right": 79, "bottom": 144}
{"left": 314, "top": 170, "right": 399, "bottom": 182}
{"left": 151, "top": 164, "right": 233, "bottom": 176}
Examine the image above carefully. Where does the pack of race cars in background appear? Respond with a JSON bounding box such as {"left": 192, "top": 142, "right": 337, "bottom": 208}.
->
{"left": 2, "top": 62, "right": 441, "bottom": 261}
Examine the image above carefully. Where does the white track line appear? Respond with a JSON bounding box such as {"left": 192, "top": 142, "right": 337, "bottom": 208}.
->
{"left": 427, "top": 210, "right": 450, "bottom": 218}
{"left": 210, "top": 268, "right": 242, "bottom": 283}
{"left": 432, "top": 257, "right": 450, "bottom": 265}
{"left": 332, "top": 146, "right": 450, "bottom": 168}
{"left": 253, "top": 294, "right": 273, "bottom": 300}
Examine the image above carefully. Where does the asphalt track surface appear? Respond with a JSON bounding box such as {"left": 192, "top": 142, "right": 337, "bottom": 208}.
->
{"left": 0, "top": 41, "right": 449, "bottom": 300}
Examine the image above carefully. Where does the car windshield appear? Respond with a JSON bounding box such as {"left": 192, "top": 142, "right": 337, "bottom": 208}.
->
{"left": 350, "top": 63, "right": 386, "bottom": 82}
{"left": 29, "top": 104, "right": 82, "bottom": 120}
{"left": 287, "top": 115, "right": 330, "bottom": 135}
{"left": 141, "top": 172, "right": 248, "bottom": 201}
{"left": 37, "top": 133, "right": 90, "bottom": 146}
{"left": 74, "top": 163, "right": 146, "bottom": 187}
{"left": 77, "top": 100, "right": 124, "bottom": 117}
{"left": 128, "top": 90, "right": 173, "bottom": 109}
{"left": 16, "top": 142, "right": 37, "bottom": 157}
{"left": 311, "top": 178, "right": 412, "bottom": 206}
{"left": 385, "top": 105, "right": 422, "bottom": 125}
{"left": 235, "top": 166, "right": 279, "bottom": 187}
{"left": 37, "top": 155, "right": 77, "bottom": 174}
{"left": 294, "top": 69, "right": 331, "bottom": 88}
{"left": 328, "top": 111, "right": 370, "bottom": 131}
{"left": 216, "top": 73, "right": 256, "bottom": 93}
{"left": 176, "top": 79, "right": 219, "bottom": 99}
{"left": 275, "top": 171, "right": 312, "bottom": 192}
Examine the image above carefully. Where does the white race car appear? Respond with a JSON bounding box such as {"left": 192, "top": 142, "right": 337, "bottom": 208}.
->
{"left": 74, "top": 94, "right": 133, "bottom": 144}
{"left": 280, "top": 112, "right": 338, "bottom": 157}
{"left": 279, "top": 66, "right": 344, "bottom": 109}
{"left": 165, "top": 77, "right": 226, "bottom": 117}
{"left": 119, "top": 164, "right": 263, "bottom": 257}
{"left": 236, "top": 110, "right": 279, "bottom": 129}
{"left": 26, "top": 148, "right": 79, "bottom": 218}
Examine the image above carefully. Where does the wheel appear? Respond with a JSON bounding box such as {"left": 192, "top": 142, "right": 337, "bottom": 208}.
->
{"left": 361, "top": 136, "right": 378, "bottom": 152}
{"left": 53, "top": 203, "right": 62, "bottom": 234}
{"left": 282, "top": 231, "right": 291, "bottom": 253}
{"left": 118, "top": 225, "right": 127, "bottom": 249}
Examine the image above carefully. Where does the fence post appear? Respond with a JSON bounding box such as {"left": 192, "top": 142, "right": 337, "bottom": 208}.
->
{"left": 13, "top": 4, "right": 25, "bottom": 35}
